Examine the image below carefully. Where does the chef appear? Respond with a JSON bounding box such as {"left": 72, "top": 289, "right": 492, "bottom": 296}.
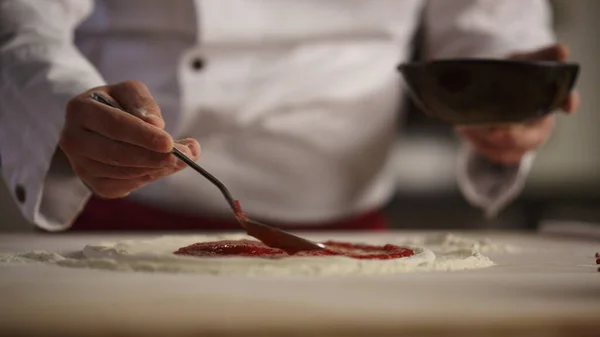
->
{"left": 0, "top": 0, "right": 578, "bottom": 231}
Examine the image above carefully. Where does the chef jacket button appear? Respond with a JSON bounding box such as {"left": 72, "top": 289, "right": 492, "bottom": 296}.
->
{"left": 15, "top": 184, "right": 26, "bottom": 203}
{"left": 191, "top": 58, "right": 205, "bottom": 71}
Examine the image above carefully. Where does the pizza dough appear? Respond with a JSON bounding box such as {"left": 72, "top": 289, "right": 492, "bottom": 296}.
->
{"left": 1, "top": 233, "right": 500, "bottom": 276}
{"left": 80, "top": 234, "right": 434, "bottom": 275}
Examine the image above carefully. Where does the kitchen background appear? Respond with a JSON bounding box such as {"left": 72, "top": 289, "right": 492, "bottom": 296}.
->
{"left": 1, "top": 0, "right": 598, "bottom": 231}
{"left": 385, "top": 0, "right": 600, "bottom": 230}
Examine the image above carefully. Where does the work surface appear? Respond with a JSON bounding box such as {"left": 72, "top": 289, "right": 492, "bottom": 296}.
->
{"left": 0, "top": 231, "right": 598, "bottom": 337}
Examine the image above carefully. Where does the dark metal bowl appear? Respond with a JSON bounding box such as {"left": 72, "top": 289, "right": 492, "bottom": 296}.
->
{"left": 397, "top": 59, "right": 579, "bottom": 125}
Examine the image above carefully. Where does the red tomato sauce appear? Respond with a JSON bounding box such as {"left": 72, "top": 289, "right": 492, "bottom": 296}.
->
{"left": 174, "top": 239, "right": 415, "bottom": 260}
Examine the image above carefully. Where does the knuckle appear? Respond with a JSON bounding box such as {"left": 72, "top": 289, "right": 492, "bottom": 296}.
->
{"left": 117, "top": 166, "right": 147, "bottom": 179}
{"left": 105, "top": 143, "right": 125, "bottom": 166}
{"left": 175, "top": 161, "right": 187, "bottom": 171}
{"left": 115, "top": 167, "right": 135, "bottom": 179}
{"left": 190, "top": 142, "right": 201, "bottom": 159}
{"left": 167, "top": 155, "right": 181, "bottom": 167}
{"left": 103, "top": 149, "right": 122, "bottom": 166}
{"left": 137, "top": 152, "right": 167, "bottom": 168}
{"left": 107, "top": 156, "right": 121, "bottom": 166}
{"left": 117, "top": 80, "right": 147, "bottom": 92}
{"left": 152, "top": 134, "right": 172, "bottom": 152}
{"left": 152, "top": 151, "right": 174, "bottom": 167}
{"left": 144, "top": 170, "right": 169, "bottom": 182}
{"left": 141, "top": 174, "right": 157, "bottom": 182}
{"left": 138, "top": 175, "right": 154, "bottom": 185}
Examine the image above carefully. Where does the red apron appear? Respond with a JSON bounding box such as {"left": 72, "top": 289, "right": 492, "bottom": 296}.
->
{"left": 71, "top": 196, "right": 388, "bottom": 231}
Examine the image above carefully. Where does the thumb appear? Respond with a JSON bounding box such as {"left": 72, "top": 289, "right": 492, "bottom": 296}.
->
{"left": 509, "top": 43, "right": 569, "bottom": 62}
{"left": 109, "top": 80, "right": 166, "bottom": 129}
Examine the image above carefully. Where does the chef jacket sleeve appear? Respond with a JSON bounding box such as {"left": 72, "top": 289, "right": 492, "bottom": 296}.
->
{"left": 423, "top": 0, "right": 555, "bottom": 216}
{"left": 0, "top": 0, "right": 105, "bottom": 230}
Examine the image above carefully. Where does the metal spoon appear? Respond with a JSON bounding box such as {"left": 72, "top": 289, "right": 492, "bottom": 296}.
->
{"left": 90, "top": 92, "right": 326, "bottom": 253}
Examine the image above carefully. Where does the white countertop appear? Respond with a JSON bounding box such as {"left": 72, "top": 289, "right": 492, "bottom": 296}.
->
{"left": 1, "top": 230, "right": 599, "bottom": 337}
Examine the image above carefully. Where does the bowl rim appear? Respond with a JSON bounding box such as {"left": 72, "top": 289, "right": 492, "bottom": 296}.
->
{"left": 398, "top": 59, "right": 580, "bottom": 70}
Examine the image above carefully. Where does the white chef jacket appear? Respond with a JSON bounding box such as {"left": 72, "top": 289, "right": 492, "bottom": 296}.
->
{"left": 0, "top": 0, "right": 554, "bottom": 231}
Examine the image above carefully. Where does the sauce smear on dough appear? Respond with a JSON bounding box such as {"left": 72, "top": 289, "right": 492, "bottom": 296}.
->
{"left": 174, "top": 239, "right": 415, "bottom": 260}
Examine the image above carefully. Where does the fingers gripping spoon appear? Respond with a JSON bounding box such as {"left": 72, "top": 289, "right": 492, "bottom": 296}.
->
{"left": 90, "top": 92, "right": 326, "bottom": 253}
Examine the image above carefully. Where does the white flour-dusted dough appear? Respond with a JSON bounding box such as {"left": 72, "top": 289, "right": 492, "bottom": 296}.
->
{"left": 1, "top": 233, "right": 498, "bottom": 276}
{"left": 82, "top": 234, "right": 435, "bottom": 276}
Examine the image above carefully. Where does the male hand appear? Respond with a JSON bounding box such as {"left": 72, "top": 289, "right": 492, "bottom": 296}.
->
{"left": 456, "top": 44, "right": 579, "bottom": 165}
{"left": 59, "top": 80, "right": 200, "bottom": 198}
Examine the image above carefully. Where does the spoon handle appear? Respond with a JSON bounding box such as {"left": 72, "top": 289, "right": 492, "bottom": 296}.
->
{"left": 170, "top": 147, "right": 236, "bottom": 210}
{"left": 90, "top": 92, "right": 236, "bottom": 211}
